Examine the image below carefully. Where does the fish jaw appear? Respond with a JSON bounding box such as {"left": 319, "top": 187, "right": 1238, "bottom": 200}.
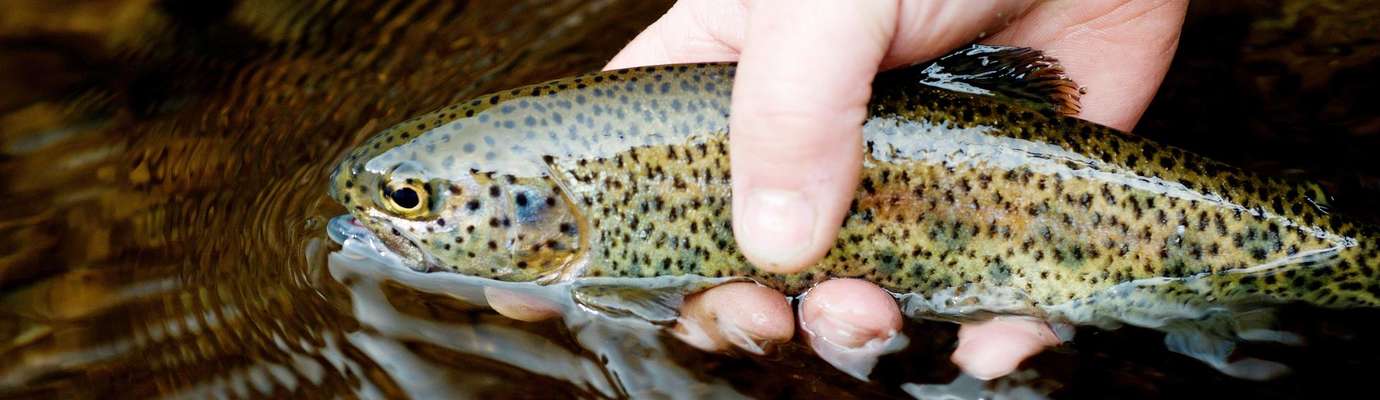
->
{"left": 327, "top": 214, "right": 436, "bottom": 272}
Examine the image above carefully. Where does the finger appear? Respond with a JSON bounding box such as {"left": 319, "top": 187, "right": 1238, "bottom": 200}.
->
{"left": 983, "top": 0, "right": 1189, "bottom": 130}
{"left": 951, "top": 317, "right": 1060, "bottom": 380}
{"left": 672, "top": 282, "right": 794, "bottom": 353}
{"left": 880, "top": 0, "right": 1038, "bottom": 69}
{"left": 728, "top": 0, "right": 1039, "bottom": 273}
{"left": 800, "top": 279, "right": 902, "bottom": 347}
{"left": 799, "top": 278, "right": 905, "bottom": 379}
{"left": 728, "top": 0, "right": 899, "bottom": 273}
{"left": 603, "top": 0, "right": 747, "bottom": 70}
{"left": 484, "top": 286, "right": 562, "bottom": 322}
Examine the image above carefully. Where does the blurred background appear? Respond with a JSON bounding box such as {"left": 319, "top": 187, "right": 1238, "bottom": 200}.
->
{"left": 1, "top": 0, "right": 1377, "bottom": 398}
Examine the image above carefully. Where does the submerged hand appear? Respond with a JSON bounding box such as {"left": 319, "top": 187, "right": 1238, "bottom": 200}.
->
{"left": 494, "top": 0, "right": 1187, "bottom": 380}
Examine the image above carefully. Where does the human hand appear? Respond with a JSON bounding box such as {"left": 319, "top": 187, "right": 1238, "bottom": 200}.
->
{"left": 493, "top": 0, "right": 1187, "bottom": 380}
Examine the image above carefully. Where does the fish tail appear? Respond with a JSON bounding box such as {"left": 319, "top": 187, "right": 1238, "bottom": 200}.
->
{"left": 1155, "top": 234, "right": 1380, "bottom": 380}
{"left": 1302, "top": 235, "right": 1380, "bottom": 308}
{"left": 1215, "top": 233, "right": 1380, "bottom": 309}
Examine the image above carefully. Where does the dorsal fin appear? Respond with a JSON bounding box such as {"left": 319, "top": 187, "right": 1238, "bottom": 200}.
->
{"left": 912, "top": 44, "right": 1084, "bottom": 115}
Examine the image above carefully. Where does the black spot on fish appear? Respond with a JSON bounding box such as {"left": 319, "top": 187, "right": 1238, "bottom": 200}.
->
{"left": 860, "top": 177, "right": 875, "bottom": 194}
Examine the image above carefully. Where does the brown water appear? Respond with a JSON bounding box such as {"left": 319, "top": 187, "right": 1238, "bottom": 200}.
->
{"left": 1, "top": 1, "right": 1378, "bottom": 398}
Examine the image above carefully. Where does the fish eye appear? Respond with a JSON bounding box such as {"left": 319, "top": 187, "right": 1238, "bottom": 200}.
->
{"left": 391, "top": 187, "right": 420, "bottom": 209}
{"left": 382, "top": 179, "right": 429, "bottom": 215}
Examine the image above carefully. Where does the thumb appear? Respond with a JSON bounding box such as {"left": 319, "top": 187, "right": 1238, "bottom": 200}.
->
{"left": 729, "top": 0, "right": 1031, "bottom": 272}
{"left": 728, "top": 0, "right": 896, "bottom": 272}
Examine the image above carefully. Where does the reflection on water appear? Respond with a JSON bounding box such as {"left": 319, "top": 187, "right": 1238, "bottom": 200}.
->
{"left": 329, "top": 234, "right": 746, "bottom": 399}
{"left": 1, "top": 0, "right": 1378, "bottom": 398}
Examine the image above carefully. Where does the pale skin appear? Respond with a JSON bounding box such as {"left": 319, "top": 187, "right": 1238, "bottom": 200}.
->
{"left": 489, "top": 0, "right": 1188, "bottom": 380}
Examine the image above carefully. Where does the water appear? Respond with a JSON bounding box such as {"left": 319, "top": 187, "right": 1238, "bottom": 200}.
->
{"left": 1, "top": 0, "right": 1377, "bottom": 398}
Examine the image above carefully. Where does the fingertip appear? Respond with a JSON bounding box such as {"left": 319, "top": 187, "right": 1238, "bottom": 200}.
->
{"left": 674, "top": 282, "right": 794, "bottom": 353}
{"left": 484, "top": 286, "right": 561, "bottom": 322}
{"left": 799, "top": 279, "right": 907, "bottom": 380}
{"left": 951, "top": 318, "right": 1058, "bottom": 380}
{"left": 732, "top": 183, "right": 855, "bottom": 274}
{"left": 800, "top": 279, "right": 902, "bottom": 348}
{"left": 704, "top": 282, "right": 795, "bottom": 343}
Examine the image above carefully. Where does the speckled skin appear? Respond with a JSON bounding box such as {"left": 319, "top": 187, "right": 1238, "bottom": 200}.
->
{"left": 329, "top": 61, "right": 1380, "bottom": 331}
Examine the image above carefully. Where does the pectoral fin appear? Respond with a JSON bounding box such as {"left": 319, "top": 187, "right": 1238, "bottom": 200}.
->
{"left": 1163, "top": 327, "right": 1291, "bottom": 381}
{"left": 570, "top": 276, "right": 734, "bottom": 325}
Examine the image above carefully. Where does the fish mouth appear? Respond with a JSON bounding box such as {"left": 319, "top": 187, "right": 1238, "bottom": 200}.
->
{"left": 327, "top": 214, "right": 437, "bottom": 272}
{"left": 327, "top": 214, "right": 376, "bottom": 246}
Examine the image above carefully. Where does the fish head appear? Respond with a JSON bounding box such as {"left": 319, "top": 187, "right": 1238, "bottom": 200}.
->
{"left": 328, "top": 112, "right": 583, "bottom": 282}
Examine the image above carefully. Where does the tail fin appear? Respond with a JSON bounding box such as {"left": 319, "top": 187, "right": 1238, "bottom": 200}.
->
{"left": 1063, "top": 231, "right": 1378, "bottom": 380}
{"left": 1213, "top": 232, "right": 1380, "bottom": 309}
{"left": 1161, "top": 230, "right": 1380, "bottom": 379}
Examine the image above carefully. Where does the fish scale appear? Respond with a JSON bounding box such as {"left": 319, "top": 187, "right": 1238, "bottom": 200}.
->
{"left": 328, "top": 45, "right": 1380, "bottom": 377}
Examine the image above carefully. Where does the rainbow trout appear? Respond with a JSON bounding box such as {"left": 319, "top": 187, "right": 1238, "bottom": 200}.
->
{"left": 326, "top": 45, "right": 1379, "bottom": 377}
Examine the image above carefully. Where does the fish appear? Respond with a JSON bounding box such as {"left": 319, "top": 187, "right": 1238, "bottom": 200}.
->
{"left": 326, "top": 44, "right": 1380, "bottom": 379}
